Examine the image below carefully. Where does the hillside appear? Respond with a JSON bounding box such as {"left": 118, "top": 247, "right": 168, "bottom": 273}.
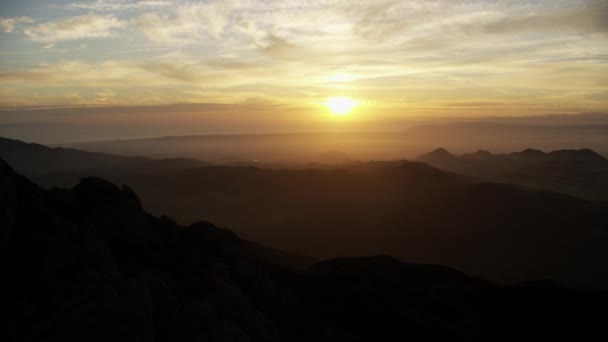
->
{"left": 27, "top": 158, "right": 608, "bottom": 289}
{"left": 0, "top": 136, "right": 210, "bottom": 174}
{"left": 127, "top": 161, "right": 608, "bottom": 289}
{"left": 4, "top": 137, "right": 608, "bottom": 289}
{"left": 2, "top": 159, "right": 608, "bottom": 340}
{"left": 418, "top": 147, "right": 608, "bottom": 200}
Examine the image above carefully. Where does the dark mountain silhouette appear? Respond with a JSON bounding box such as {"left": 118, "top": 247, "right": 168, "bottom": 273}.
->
{"left": 28, "top": 159, "right": 608, "bottom": 288}
{"left": 246, "top": 240, "right": 318, "bottom": 270}
{"left": 0, "top": 136, "right": 210, "bottom": 174}
{"left": 0, "top": 137, "right": 316, "bottom": 271}
{"left": 126, "top": 161, "right": 608, "bottom": 289}
{"left": 418, "top": 147, "right": 608, "bottom": 200}
{"left": 4, "top": 137, "right": 608, "bottom": 288}
{"left": 415, "top": 147, "right": 461, "bottom": 170}
{"left": 2, "top": 159, "right": 608, "bottom": 340}
{"left": 404, "top": 121, "right": 608, "bottom": 156}
{"left": 420, "top": 147, "right": 608, "bottom": 168}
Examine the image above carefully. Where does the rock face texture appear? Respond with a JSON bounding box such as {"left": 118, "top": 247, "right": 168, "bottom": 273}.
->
{"left": 1, "top": 158, "right": 607, "bottom": 341}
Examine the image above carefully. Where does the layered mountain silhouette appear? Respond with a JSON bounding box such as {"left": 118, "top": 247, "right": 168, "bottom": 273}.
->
{"left": 2, "top": 159, "right": 608, "bottom": 340}
{"left": 53, "top": 113, "right": 608, "bottom": 163}
{"left": 404, "top": 119, "right": 608, "bottom": 155}
{"left": 3, "top": 137, "right": 608, "bottom": 289}
{"left": 0, "top": 136, "right": 210, "bottom": 174}
{"left": 131, "top": 161, "right": 608, "bottom": 289}
{"left": 418, "top": 147, "right": 608, "bottom": 200}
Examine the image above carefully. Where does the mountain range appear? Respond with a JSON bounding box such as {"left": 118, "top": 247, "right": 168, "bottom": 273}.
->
{"left": 48, "top": 113, "right": 608, "bottom": 163}
{"left": 418, "top": 147, "right": 608, "bottom": 200}
{"left": 0, "top": 136, "right": 210, "bottom": 174}
{"left": 2, "top": 137, "right": 608, "bottom": 289}
{"left": 2, "top": 158, "right": 608, "bottom": 340}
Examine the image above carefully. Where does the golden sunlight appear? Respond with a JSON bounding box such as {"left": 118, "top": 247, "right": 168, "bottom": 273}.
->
{"left": 326, "top": 97, "right": 358, "bottom": 116}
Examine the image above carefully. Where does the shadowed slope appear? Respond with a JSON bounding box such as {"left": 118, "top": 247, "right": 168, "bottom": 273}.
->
{"left": 1, "top": 159, "right": 608, "bottom": 340}
{"left": 0, "top": 136, "right": 210, "bottom": 175}
{"left": 418, "top": 147, "right": 608, "bottom": 200}
{"left": 6, "top": 142, "right": 608, "bottom": 288}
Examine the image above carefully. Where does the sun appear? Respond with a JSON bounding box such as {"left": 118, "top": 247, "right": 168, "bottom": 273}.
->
{"left": 326, "top": 97, "right": 357, "bottom": 116}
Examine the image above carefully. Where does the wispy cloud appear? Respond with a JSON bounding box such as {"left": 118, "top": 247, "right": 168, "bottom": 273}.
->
{"left": 0, "top": 17, "right": 33, "bottom": 33}
{"left": 23, "top": 15, "right": 125, "bottom": 42}
{"left": 131, "top": 1, "right": 247, "bottom": 44}
{"left": 68, "top": 0, "right": 172, "bottom": 12}
{"left": 0, "top": 0, "right": 606, "bottom": 116}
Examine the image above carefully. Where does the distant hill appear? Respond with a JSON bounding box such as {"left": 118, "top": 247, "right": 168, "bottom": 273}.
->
{"left": 418, "top": 147, "right": 608, "bottom": 200}
{"left": 57, "top": 114, "right": 608, "bottom": 163}
{"left": 2, "top": 159, "right": 608, "bottom": 340}
{"left": 404, "top": 121, "right": 608, "bottom": 156}
{"left": 5, "top": 137, "right": 608, "bottom": 288}
{"left": 0, "top": 136, "right": 211, "bottom": 175}
{"left": 31, "top": 159, "right": 604, "bottom": 289}
{"left": 419, "top": 147, "right": 608, "bottom": 169}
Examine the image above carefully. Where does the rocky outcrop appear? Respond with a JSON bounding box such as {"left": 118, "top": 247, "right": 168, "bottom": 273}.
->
{"left": 0, "top": 158, "right": 286, "bottom": 342}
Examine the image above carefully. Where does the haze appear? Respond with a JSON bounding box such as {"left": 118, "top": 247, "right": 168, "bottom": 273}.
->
{"left": 1, "top": 0, "right": 607, "bottom": 144}
{"left": 3, "top": 1, "right": 608, "bottom": 339}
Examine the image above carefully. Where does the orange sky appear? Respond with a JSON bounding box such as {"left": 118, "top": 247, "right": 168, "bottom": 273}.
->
{"left": 0, "top": 0, "right": 607, "bottom": 142}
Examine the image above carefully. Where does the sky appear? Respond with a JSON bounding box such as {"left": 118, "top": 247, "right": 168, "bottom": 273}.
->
{"left": 0, "top": 0, "right": 607, "bottom": 143}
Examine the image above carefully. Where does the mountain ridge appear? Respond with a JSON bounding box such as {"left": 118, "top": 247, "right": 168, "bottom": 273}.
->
{"left": 0, "top": 136, "right": 211, "bottom": 174}
{"left": 418, "top": 147, "right": 608, "bottom": 200}
{"left": 2, "top": 158, "right": 608, "bottom": 340}
{"left": 3, "top": 137, "right": 608, "bottom": 288}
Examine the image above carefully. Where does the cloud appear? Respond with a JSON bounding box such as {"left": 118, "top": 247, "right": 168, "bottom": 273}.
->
{"left": 131, "top": 2, "right": 235, "bottom": 44}
{"left": 141, "top": 61, "right": 203, "bottom": 83}
{"left": 68, "top": 0, "right": 172, "bottom": 12}
{"left": 94, "top": 88, "right": 118, "bottom": 104}
{"left": 23, "top": 15, "right": 125, "bottom": 42}
{"left": 13, "top": 1, "right": 608, "bottom": 47}
{"left": 0, "top": 0, "right": 607, "bottom": 116}
{"left": 464, "top": 2, "right": 608, "bottom": 36}
{"left": 342, "top": 0, "right": 608, "bottom": 45}
{"left": 0, "top": 61, "right": 149, "bottom": 85}
{"left": 131, "top": 12, "right": 192, "bottom": 44}
{"left": 0, "top": 17, "right": 33, "bottom": 33}
{"left": 257, "top": 34, "right": 300, "bottom": 57}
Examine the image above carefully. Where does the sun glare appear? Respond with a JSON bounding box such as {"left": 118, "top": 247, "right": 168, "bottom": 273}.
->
{"left": 327, "top": 97, "right": 357, "bottom": 116}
